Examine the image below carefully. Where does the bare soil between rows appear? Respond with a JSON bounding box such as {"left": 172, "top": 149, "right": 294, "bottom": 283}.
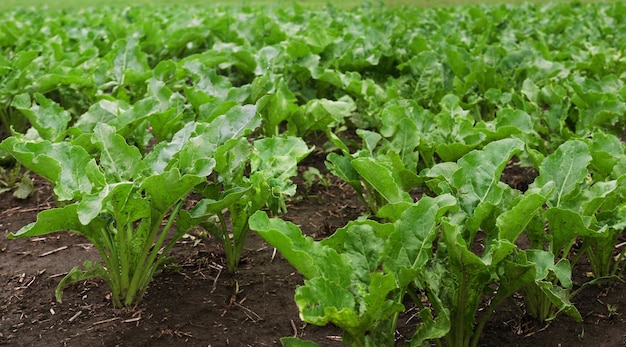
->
{"left": 0, "top": 150, "right": 625, "bottom": 347}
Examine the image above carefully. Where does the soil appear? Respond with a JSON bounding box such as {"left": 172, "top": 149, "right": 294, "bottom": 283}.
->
{"left": 0, "top": 149, "right": 625, "bottom": 347}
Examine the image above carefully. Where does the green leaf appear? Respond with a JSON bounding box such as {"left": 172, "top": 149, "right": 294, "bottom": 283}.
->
{"left": 295, "top": 277, "right": 358, "bottom": 327}
{"left": 450, "top": 138, "right": 524, "bottom": 231}
{"left": 92, "top": 123, "right": 146, "bottom": 182}
{"left": 545, "top": 207, "right": 602, "bottom": 256}
{"left": 190, "top": 186, "right": 252, "bottom": 220}
{"left": 251, "top": 136, "right": 311, "bottom": 180}
{"left": 11, "top": 93, "right": 70, "bottom": 141}
{"left": 8, "top": 204, "right": 82, "bottom": 238}
{"left": 249, "top": 211, "right": 350, "bottom": 282}
{"left": 352, "top": 157, "right": 412, "bottom": 205}
{"left": 294, "top": 96, "right": 356, "bottom": 136}
{"left": 321, "top": 220, "right": 392, "bottom": 284}
{"left": 77, "top": 182, "right": 135, "bottom": 225}
{"left": 384, "top": 195, "right": 457, "bottom": 287}
{"left": 497, "top": 183, "right": 554, "bottom": 242}
{"left": 13, "top": 174, "right": 34, "bottom": 199}
{"left": 1, "top": 137, "right": 102, "bottom": 201}
{"left": 142, "top": 169, "right": 205, "bottom": 218}
{"left": 325, "top": 153, "right": 362, "bottom": 195}
{"left": 532, "top": 140, "right": 592, "bottom": 208}
{"left": 280, "top": 337, "right": 321, "bottom": 347}
{"left": 56, "top": 261, "right": 109, "bottom": 303}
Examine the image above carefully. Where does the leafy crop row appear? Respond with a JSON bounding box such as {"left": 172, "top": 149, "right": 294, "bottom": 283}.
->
{"left": 1, "top": 1, "right": 625, "bottom": 346}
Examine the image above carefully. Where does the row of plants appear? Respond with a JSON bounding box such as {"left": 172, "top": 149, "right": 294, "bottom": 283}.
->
{"left": 1, "top": 1, "right": 625, "bottom": 346}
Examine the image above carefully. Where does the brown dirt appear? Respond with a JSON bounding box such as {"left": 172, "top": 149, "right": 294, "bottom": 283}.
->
{"left": 0, "top": 151, "right": 625, "bottom": 347}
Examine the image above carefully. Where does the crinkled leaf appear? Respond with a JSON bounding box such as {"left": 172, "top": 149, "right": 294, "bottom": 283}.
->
{"left": 385, "top": 195, "right": 457, "bottom": 287}
{"left": 325, "top": 152, "right": 362, "bottom": 195}
{"left": 545, "top": 207, "right": 603, "bottom": 255}
{"left": 92, "top": 123, "right": 146, "bottom": 182}
{"left": 532, "top": 140, "right": 592, "bottom": 208}
{"left": 11, "top": 93, "right": 70, "bottom": 141}
{"left": 497, "top": 183, "right": 554, "bottom": 242}
{"left": 450, "top": 138, "right": 524, "bottom": 231}
{"left": 294, "top": 96, "right": 356, "bottom": 135}
{"left": 295, "top": 277, "right": 357, "bottom": 327}
{"left": 142, "top": 169, "right": 205, "bottom": 218}
{"left": 251, "top": 136, "right": 312, "bottom": 180}
{"left": 320, "top": 220, "right": 392, "bottom": 284}
{"left": 352, "top": 157, "right": 412, "bottom": 205}
{"left": 249, "top": 211, "right": 351, "bottom": 283}
{"left": 1, "top": 137, "right": 102, "bottom": 201}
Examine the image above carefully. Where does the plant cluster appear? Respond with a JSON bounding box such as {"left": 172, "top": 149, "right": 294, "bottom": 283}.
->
{"left": 0, "top": 1, "right": 625, "bottom": 346}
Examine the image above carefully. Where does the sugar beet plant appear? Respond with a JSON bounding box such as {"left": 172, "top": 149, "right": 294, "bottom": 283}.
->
{"left": 254, "top": 137, "right": 626, "bottom": 347}
{"left": 0, "top": 99, "right": 268, "bottom": 307}
{"left": 251, "top": 139, "right": 545, "bottom": 347}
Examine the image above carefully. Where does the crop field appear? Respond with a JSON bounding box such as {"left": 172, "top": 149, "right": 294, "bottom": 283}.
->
{"left": 0, "top": 1, "right": 625, "bottom": 346}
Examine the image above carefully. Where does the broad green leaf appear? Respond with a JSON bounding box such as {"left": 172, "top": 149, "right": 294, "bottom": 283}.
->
{"left": 587, "top": 132, "right": 624, "bottom": 179}
{"left": 73, "top": 99, "right": 124, "bottom": 133}
{"left": 379, "top": 105, "right": 421, "bottom": 171}
{"left": 321, "top": 220, "right": 392, "bottom": 284}
{"left": 497, "top": 183, "right": 554, "bottom": 242}
{"left": 8, "top": 204, "right": 82, "bottom": 238}
{"left": 92, "top": 123, "right": 146, "bottom": 182}
{"left": 189, "top": 186, "right": 252, "bottom": 219}
{"left": 352, "top": 157, "right": 412, "bottom": 205}
{"left": 249, "top": 211, "right": 351, "bottom": 283}
{"left": 1, "top": 137, "right": 102, "bottom": 201}
{"left": 534, "top": 281, "right": 582, "bottom": 322}
{"left": 450, "top": 138, "right": 524, "bottom": 231}
{"left": 77, "top": 182, "right": 134, "bottom": 225}
{"left": 532, "top": 140, "right": 592, "bottom": 207}
{"left": 356, "top": 129, "right": 382, "bottom": 156}
{"left": 214, "top": 137, "right": 250, "bottom": 179}
{"left": 142, "top": 169, "right": 204, "bottom": 218}
{"left": 11, "top": 93, "right": 70, "bottom": 141}
{"left": 325, "top": 153, "right": 362, "bottom": 195}
{"left": 201, "top": 104, "right": 260, "bottom": 144}
{"left": 293, "top": 96, "right": 356, "bottom": 136}
{"left": 251, "top": 136, "right": 311, "bottom": 180}
{"left": 106, "top": 37, "right": 151, "bottom": 87}
{"left": 545, "top": 207, "right": 603, "bottom": 256}
{"left": 295, "top": 277, "right": 357, "bottom": 327}
{"left": 385, "top": 195, "right": 456, "bottom": 287}
{"left": 144, "top": 122, "right": 199, "bottom": 174}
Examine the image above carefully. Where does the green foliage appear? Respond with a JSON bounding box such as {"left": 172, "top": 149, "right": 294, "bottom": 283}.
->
{"left": 0, "top": 2, "right": 625, "bottom": 345}
{"left": 1, "top": 122, "right": 214, "bottom": 307}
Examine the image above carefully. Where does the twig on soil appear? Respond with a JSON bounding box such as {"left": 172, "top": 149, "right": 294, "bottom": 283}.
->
{"left": 210, "top": 262, "right": 223, "bottom": 293}
{"left": 68, "top": 311, "right": 82, "bottom": 323}
{"left": 290, "top": 319, "right": 298, "bottom": 337}
{"left": 234, "top": 301, "right": 262, "bottom": 322}
{"left": 49, "top": 272, "right": 69, "bottom": 279}
{"left": 92, "top": 317, "right": 120, "bottom": 326}
{"left": 75, "top": 243, "right": 94, "bottom": 250}
{"left": 524, "top": 321, "right": 553, "bottom": 337}
{"left": 0, "top": 205, "right": 49, "bottom": 217}
{"left": 14, "top": 269, "right": 45, "bottom": 290}
{"left": 39, "top": 246, "right": 68, "bottom": 257}
{"left": 123, "top": 317, "right": 141, "bottom": 324}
